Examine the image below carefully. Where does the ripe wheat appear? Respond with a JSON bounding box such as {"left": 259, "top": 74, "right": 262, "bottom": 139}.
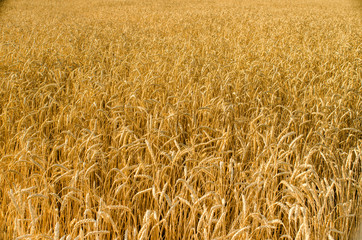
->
{"left": 0, "top": 0, "right": 361, "bottom": 239}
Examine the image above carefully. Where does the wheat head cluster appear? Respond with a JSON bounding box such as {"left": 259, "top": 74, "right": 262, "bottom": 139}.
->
{"left": 0, "top": 0, "right": 361, "bottom": 239}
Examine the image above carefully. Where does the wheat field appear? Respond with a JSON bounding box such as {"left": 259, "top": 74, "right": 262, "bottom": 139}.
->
{"left": 0, "top": 0, "right": 361, "bottom": 239}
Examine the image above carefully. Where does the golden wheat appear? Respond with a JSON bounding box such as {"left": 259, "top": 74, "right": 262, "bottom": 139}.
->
{"left": 0, "top": 0, "right": 361, "bottom": 239}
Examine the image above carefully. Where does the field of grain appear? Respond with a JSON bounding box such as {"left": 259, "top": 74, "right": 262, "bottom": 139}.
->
{"left": 0, "top": 0, "right": 361, "bottom": 239}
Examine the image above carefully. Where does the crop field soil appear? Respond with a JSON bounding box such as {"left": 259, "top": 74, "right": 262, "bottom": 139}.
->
{"left": 0, "top": 0, "right": 361, "bottom": 239}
